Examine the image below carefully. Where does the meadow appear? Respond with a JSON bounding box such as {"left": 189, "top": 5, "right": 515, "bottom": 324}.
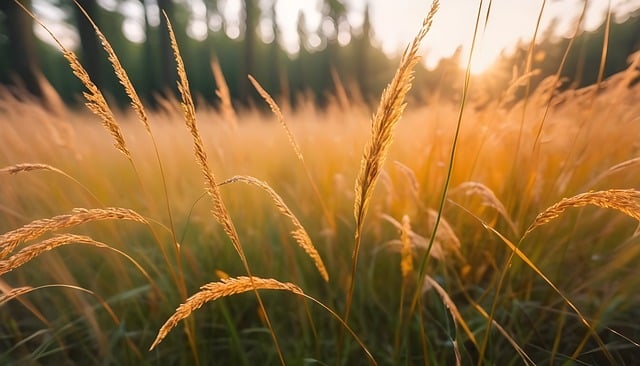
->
{"left": 2, "top": 1, "right": 640, "bottom": 364}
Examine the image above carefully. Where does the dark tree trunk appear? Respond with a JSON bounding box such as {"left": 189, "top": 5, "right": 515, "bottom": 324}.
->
{"left": 0, "top": 0, "right": 44, "bottom": 98}
{"left": 240, "top": 0, "right": 258, "bottom": 104}
{"left": 157, "top": 0, "right": 177, "bottom": 97}
{"left": 355, "top": 4, "right": 372, "bottom": 97}
{"left": 73, "top": 0, "right": 103, "bottom": 89}
{"left": 140, "top": 0, "right": 158, "bottom": 106}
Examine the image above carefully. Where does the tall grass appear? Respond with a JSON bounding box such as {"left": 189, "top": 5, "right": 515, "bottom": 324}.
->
{"left": 1, "top": 1, "right": 640, "bottom": 365}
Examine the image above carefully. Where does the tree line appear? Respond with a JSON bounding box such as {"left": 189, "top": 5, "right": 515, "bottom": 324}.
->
{"left": 1, "top": 1, "right": 639, "bottom": 112}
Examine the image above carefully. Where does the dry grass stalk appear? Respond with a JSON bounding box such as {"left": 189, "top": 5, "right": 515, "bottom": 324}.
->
{"left": 400, "top": 215, "right": 413, "bottom": 279}
{"left": 0, "top": 207, "right": 147, "bottom": 259}
{"left": 474, "top": 208, "right": 615, "bottom": 364}
{"left": 393, "top": 160, "right": 434, "bottom": 213}
{"left": 16, "top": 3, "right": 131, "bottom": 162}
{"left": 617, "top": 50, "right": 640, "bottom": 91}
{"left": 353, "top": 0, "right": 439, "bottom": 239}
{"left": 394, "top": 161, "right": 420, "bottom": 201}
{"left": 67, "top": 51, "right": 131, "bottom": 160}
{"left": 219, "top": 175, "right": 328, "bottom": 281}
{"left": 330, "top": 66, "right": 350, "bottom": 111}
{"left": 525, "top": 189, "right": 640, "bottom": 237}
{"left": 350, "top": 2, "right": 440, "bottom": 323}
{"left": 0, "top": 234, "right": 108, "bottom": 276}
{"left": 0, "top": 278, "right": 49, "bottom": 325}
{"left": 0, "top": 163, "right": 63, "bottom": 175}
{"left": 450, "top": 181, "right": 518, "bottom": 235}
{"left": 164, "top": 15, "right": 285, "bottom": 363}
{"left": 66, "top": 51, "right": 131, "bottom": 160}
{"left": 1, "top": 163, "right": 105, "bottom": 206}
{"left": 425, "top": 209, "right": 463, "bottom": 261}
{"left": 499, "top": 69, "right": 542, "bottom": 108}
{"left": 211, "top": 57, "right": 238, "bottom": 129}
{"left": 0, "top": 286, "right": 33, "bottom": 306}
{"left": 248, "top": 75, "right": 337, "bottom": 236}
{"left": 149, "top": 276, "right": 304, "bottom": 350}
{"left": 412, "top": 232, "right": 445, "bottom": 261}
{"left": 164, "top": 14, "right": 242, "bottom": 257}
{"left": 585, "top": 157, "right": 640, "bottom": 189}
{"left": 73, "top": 0, "right": 150, "bottom": 133}
{"left": 381, "top": 213, "right": 446, "bottom": 260}
{"left": 467, "top": 299, "right": 535, "bottom": 365}
{"left": 248, "top": 75, "right": 304, "bottom": 162}
{"left": 214, "top": 269, "right": 230, "bottom": 280}
{"left": 423, "top": 275, "right": 477, "bottom": 366}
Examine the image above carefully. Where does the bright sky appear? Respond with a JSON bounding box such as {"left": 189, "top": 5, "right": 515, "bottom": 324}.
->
{"left": 32, "top": 0, "right": 640, "bottom": 74}
{"left": 276, "top": 0, "right": 640, "bottom": 73}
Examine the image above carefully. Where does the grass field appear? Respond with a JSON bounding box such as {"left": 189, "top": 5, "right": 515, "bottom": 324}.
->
{"left": 2, "top": 1, "right": 640, "bottom": 364}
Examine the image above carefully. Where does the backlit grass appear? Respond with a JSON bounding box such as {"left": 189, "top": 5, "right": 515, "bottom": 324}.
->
{"left": 2, "top": 1, "right": 640, "bottom": 364}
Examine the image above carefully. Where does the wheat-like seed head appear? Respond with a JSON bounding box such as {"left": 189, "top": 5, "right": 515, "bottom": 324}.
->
{"left": 64, "top": 50, "right": 132, "bottom": 161}
{"left": 211, "top": 57, "right": 238, "bottom": 129}
{"left": 400, "top": 214, "right": 414, "bottom": 279}
{"left": 498, "top": 69, "right": 542, "bottom": 108}
{"left": 525, "top": 189, "right": 640, "bottom": 237}
{"left": 0, "top": 207, "right": 147, "bottom": 259}
{"left": 451, "top": 181, "right": 518, "bottom": 235}
{"left": 0, "top": 163, "right": 63, "bottom": 175}
{"left": 1, "top": 163, "right": 105, "bottom": 207}
{"left": 248, "top": 75, "right": 305, "bottom": 163}
{"left": 219, "top": 175, "right": 329, "bottom": 281}
{"left": 291, "top": 228, "right": 328, "bottom": 281}
{"left": 0, "top": 234, "right": 108, "bottom": 276}
{"left": 165, "top": 19, "right": 212, "bottom": 196}
{"left": 15, "top": 2, "right": 132, "bottom": 161}
{"left": 425, "top": 208, "right": 463, "bottom": 261}
{"left": 585, "top": 157, "right": 640, "bottom": 189}
{"left": 73, "top": 0, "right": 150, "bottom": 133}
{"left": 149, "top": 276, "right": 304, "bottom": 350}
{"left": 163, "top": 17, "right": 285, "bottom": 358}
{"left": 354, "top": 0, "right": 439, "bottom": 235}
{"left": 329, "top": 66, "right": 350, "bottom": 111}
{"left": 163, "top": 13, "right": 245, "bottom": 261}
{"left": 394, "top": 161, "right": 421, "bottom": 201}
{"left": 0, "top": 286, "right": 33, "bottom": 306}
{"left": 381, "top": 213, "right": 445, "bottom": 261}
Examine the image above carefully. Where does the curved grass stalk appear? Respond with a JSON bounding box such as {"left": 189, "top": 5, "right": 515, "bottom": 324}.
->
{"left": 71, "top": 2, "right": 198, "bottom": 357}
{"left": 450, "top": 181, "right": 519, "bottom": 236}
{"left": 0, "top": 234, "right": 154, "bottom": 289}
{"left": 584, "top": 156, "right": 640, "bottom": 190}
{"left": 0, "top": 207, "right": 147, "bottom": 259}
{"left": 1, "top": 283, "right": 143, "bottom": 359}
{"left": 0, "top": 163, "right": 104, "bottom": 206}
{"left": 450, "top": 200, "right": 615, "bottom": 365}
{"left": 162, "top": 13, "right": 285, "bottom": 364}
{"left": 450, "top": 274, "right": 536, "bottom": 365}
{"left": 349, "top": 0, "right": 440, "bottom": 325}
{"left": 22, "top": 2, "right": 189, "bottom": 330}
{"left": 15, "top": 2, "right": 131, "bottom": 165}
{"left": 422, "top": 275, "right": 473, "bottom": 366}
{"left": 524, "top": 189, "right": 640, "bottom": 238}
{"left": 149, "top": 276, "right": 377, "bottom": 365}
{"left": 219, "top": 175, "right": 329, "bottom": 282}
{"left": 248, "top": 75, "right": 337, "bottom": 238}
{"left": 406, "top": 2, "right": 484, "bottom": 361}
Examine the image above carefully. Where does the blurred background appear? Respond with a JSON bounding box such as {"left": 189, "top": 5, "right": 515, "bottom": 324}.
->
{"left": 1, "top": 0, "right": 640, "bottom": 110}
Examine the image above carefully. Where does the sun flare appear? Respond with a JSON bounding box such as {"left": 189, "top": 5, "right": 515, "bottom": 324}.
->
{"left": 460, "top": 43, "right": 501, "bottom": 75}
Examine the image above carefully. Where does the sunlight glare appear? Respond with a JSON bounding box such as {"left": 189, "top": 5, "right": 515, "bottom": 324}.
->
{"left": 462, "top": 44, "right": 500, "bottom": 75}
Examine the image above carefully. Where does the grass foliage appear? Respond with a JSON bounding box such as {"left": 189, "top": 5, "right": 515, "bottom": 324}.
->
{"left": 1, "top": 0, "right": 640, "bottom": 364}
